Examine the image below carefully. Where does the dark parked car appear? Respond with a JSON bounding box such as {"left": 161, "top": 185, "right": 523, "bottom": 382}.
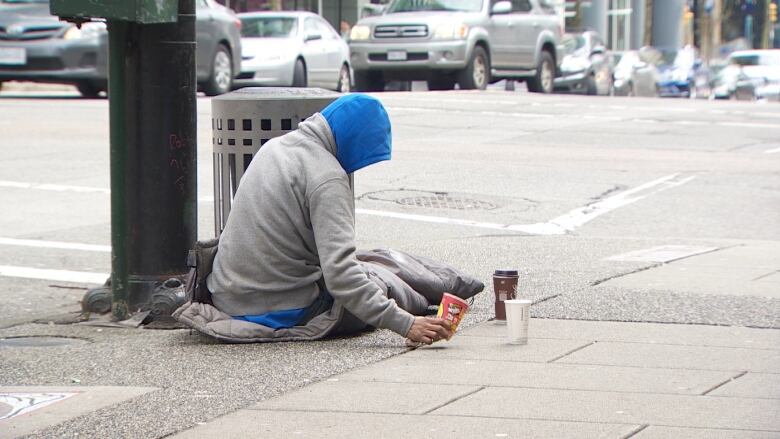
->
{"left": 553, "top": 31, "right": 613, "bottom": 95}
{"left": 612, "top": 50, "right": 659, "bottom": 97}
{"left": 0, "top": 0, "right": 241, "bottom": 97}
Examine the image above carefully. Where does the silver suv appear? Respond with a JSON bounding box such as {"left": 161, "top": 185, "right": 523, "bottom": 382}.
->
{"left": 348, "top": 0, "right": 562, "bottom": 92}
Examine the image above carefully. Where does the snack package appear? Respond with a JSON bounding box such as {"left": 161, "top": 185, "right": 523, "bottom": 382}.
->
{"left": 436, "top": 293, "right": 469, "bottom": 332}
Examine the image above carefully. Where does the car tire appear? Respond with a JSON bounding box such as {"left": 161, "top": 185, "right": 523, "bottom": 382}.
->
{"left": 527, "top": 50, "right": 554, "bottom": 94}
{"left": 458, "top": 46, "right": 489, "bottom": 90}
{"left": 204, "top": 45, "right": 233, "bottom": 96}
{"left": 585, "top": 74, "right": 598, "bottom": 95}
{"left": 688, "top": 80, "right": 697, "bottom": 99}
{"left": 427, "top": 75, "right": 456, "bottom": 91}
{"left": 337, "top": 64, "right": 351, "bottom": 93}
{"left": 292, "top": 59, "right": 307, "bottom": 87}
{"left": 77, "top": 81, "right": 104, "bottom": 98}
{"left": 354, "top": 71, "right": 385, "bottom": 92}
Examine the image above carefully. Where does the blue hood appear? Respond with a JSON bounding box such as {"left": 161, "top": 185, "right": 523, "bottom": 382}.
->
{"left": 321, "top": 94, "right": 392, "bottom": 174}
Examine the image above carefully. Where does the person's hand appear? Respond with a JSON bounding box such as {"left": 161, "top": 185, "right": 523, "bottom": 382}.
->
{"left": 405, "top": 316, "right": 453, "bottom": 345}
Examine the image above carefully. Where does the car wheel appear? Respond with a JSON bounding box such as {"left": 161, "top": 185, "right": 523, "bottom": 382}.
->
{"left": 292, "top": 59, "right": 307, "bottom": 87}
{"left": 204, "top": 45, "right": 232, "bottom": 96}
{"left": 527, "top": 50, "right": 554, "bottom": 94}
{"left": 354, "top": 71, "right": 385, "bottom": 92}
{"left": 458, "top": 46, "right": 489, "bottom": 90}
{"left": 427, "top": 76, "right": 456, "bottom": 91}
{"left": 337, "top": 64, "right": 351, "bottom": 93}
{"left": 585, "top": 74, "right": 598, "bottom": 95}
{"left": 77, "top": 81, "right": 103, "bottom": 98}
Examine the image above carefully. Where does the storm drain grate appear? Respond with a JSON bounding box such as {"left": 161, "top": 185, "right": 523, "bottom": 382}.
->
{"left": 396, "top": 195, "right": 497, "bottom": 210}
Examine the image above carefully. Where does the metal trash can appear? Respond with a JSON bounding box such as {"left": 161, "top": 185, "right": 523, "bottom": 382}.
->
{"left": 211, "top": 87, "right": 339, "bottom": 235}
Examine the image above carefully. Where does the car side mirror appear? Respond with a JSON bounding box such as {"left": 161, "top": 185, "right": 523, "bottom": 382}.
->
{"left": 305, "top": 33, "right": 322, "bottom": 42}
{"left": 694, "top": 59, "right": 703, "bottom": 69}
{"left": 491, "top": 1, "right": 512, "bottom": 15}
{"left": 591, "top": 45, "right": 606, "bottom": 55}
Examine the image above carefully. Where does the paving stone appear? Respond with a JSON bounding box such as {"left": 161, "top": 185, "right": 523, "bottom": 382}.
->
{"left": 339, "top": 357, "right": 735, "bottom": 395}
{"left": 602, "top": 244, "right": 780, "bottom": 298}
{"left": 462, "top": 319, "right": 780, "bottom": 350}
{"left": 555, "top": 341, "right": 780, "bottom": 373}
{"left": 172, "top": 410, "right": 641, "bottom": 439}
{"left": 252, "top": 381, "right": 481, "bottom": 415}
{"left": 633, "top": 426, "right": 780, "bottom": 439}
{"left": 708, "top": 372, "right": 780, "bottom": 399}
{"left": 405, "top": 335, "right": 589, "bottom": 362}
{"left": 432, "top": 387, "right": 780, "bottom": 431}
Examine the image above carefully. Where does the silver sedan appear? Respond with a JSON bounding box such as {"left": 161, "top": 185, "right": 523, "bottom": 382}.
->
{"left": 235, "top": 11, "right": 351, "bottom": 92}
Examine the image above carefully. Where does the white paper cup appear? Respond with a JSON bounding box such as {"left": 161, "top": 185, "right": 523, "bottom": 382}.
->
{"left": 505, "top": 299, "right": 532, "bottom": 345}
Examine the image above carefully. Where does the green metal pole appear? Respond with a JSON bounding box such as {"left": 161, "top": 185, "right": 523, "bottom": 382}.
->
{"left": 108, "top": 19, "right": 129, "bottom": 321}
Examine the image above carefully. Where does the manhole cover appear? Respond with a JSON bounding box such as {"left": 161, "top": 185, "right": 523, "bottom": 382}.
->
{"left": 0, "top": 337, "right": 88, "bottom": 348}
{"left": 361, "top": 189, "right": 504, "bottom": 211}
{"left": 396, "top": 195, "right": 497, "bottom": 210}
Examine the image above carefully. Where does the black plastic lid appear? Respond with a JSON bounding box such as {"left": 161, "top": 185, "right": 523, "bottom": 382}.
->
{"left": 494, "top": 269, "right": 518, "bottom": 276}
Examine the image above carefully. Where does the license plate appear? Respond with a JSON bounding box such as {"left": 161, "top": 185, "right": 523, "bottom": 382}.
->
{"left": 0, "top": 47, "right": 26, "bottom": 65}
{"left": 387, "top": 50, "right": 407, "bottom": 61}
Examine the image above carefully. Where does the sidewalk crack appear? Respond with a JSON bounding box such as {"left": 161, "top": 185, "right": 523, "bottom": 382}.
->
{"left": 701, "top": 371, "right": 748, "bottom": 395}
{"left": 547, "top": 341, "right": 596, "bottom": 363}
{"left": 422, "top": 386, "right": 485, "bottom": 415}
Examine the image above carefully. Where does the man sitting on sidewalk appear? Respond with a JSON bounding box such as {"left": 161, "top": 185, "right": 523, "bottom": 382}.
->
{"left": 175, "top": 94, "right": 483, "bottom": 344}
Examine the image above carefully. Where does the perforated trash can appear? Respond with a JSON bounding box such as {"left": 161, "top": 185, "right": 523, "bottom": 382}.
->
{"left": 212, "top": 87, "right": 339, "bottom": 235}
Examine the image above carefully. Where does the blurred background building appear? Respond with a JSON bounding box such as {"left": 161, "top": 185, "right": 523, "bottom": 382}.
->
{"left": 215, "top": 0, "right": 779, "bottom": 59}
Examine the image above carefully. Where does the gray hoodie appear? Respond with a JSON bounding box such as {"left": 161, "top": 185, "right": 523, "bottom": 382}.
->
{"left": 206, "top": 112, "right": 414, "bottom": 336}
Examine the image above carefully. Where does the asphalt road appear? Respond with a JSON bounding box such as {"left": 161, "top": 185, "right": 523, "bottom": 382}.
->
{"left": 0, "top": 86, "right": 778, "bottom": 438}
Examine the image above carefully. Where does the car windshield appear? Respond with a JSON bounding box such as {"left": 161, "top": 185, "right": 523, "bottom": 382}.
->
{"left": 387, "top": 0, "right": 483, "bottom": 13}
{"left": 240, "top": 16, "right": 298, "bottom": 38}
{"left": 562, "top": 34, "right": 587, "bottom": 55}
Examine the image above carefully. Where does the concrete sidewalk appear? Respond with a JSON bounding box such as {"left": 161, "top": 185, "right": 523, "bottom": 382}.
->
{"left": 172, "top": 318, "right": 780, "bottom": 439}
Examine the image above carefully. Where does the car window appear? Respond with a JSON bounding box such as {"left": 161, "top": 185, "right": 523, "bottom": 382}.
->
{"left": 562, "top": 35, "right": 586, "bottom": 51}
{"left": 538, "top": 0, "right": 556, "bottom": 13}
{"left": 304, "top": 17, "right": 321, "bottom": 38}
{"left": 388, "top": 0, "right": 483, "bottom": 13}
{"left": 730, "top": 54, "right": 760, "bottom": 66}
{"left": 240, "top": 16, "right": 298, "bottom": 38}
{"left": 511, "top": 0, "right": 532, "bottom": 12}
{"left": 315, "top": 18, "right": 338, "bottom": 40}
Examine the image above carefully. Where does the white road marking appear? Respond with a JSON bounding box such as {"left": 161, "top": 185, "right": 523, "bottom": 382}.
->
{"left": 763, "top": 146, "right": 780, "bottom": 154}
{"left": 0, "top": 265, "right": 107, "bottom": 284}
{"left": 363, "top": 173, "right": 695, "bottom": 235}
{"left": 720, "top": 122, "right": 780, "bottom": 130}
{"left": 0, "top": 180, "right": 110, "bottom": 194}
{"left": 0, "top": 237, "right": 110, "bottom": 252}
{"left": 0, "top": 173, "right": 696, "bottom": 282}
{"left": 605, "top": 245, "right": 719, "bottom": 263}
{"left": 537, "top": 173, "right": 696, "bottom": 234}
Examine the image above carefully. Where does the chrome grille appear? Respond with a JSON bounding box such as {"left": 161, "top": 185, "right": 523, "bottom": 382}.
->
{"left": 373, "top": 24, "right": 428, "bottom": 39}
{"left": 0, "top": 25, "right": 64, "bottom": 41}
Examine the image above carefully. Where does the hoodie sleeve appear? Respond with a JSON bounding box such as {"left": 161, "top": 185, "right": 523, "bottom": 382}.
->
{"left": 309, "top": 178, "right": 415, "bottom": 336}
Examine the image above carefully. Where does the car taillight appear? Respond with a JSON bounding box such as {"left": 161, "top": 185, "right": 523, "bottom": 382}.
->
{"left": 235, "top": 18, "right": 241, "bottom": 31}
